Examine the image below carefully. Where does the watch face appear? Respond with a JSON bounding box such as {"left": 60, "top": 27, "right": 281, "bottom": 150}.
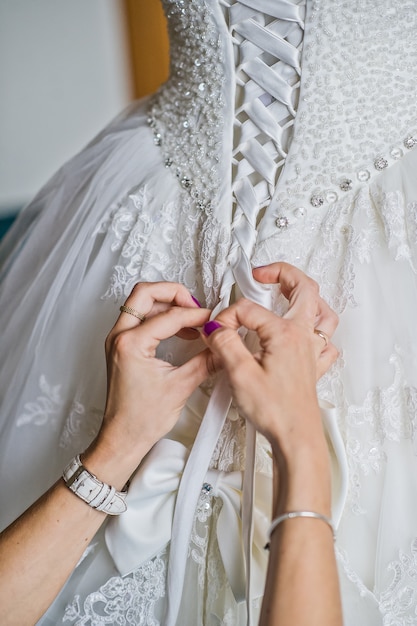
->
{"left": 63, "top": 456, "right": 127, "bottom": 514}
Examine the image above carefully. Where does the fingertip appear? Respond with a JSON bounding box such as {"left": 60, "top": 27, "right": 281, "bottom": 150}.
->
{"left": 191, "top": 295, "right": 202, "bottom": 308}
{"left": 202, "top": 320, "right": 222, "bottom": 336}
{"left": 252, "top": 264, "right": 276, "bottom": 284}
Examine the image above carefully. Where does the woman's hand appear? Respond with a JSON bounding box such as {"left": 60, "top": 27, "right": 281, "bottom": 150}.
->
{"left": 83, "top": 281, "right": 212, "bottom": 488}
{"left": 201, "top": 262, "right": 338, "bottom": 464}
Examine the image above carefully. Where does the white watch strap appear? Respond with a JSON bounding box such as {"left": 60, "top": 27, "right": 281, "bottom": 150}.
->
{"left": 63, "top": 455, "right": 127, "bottom": 515}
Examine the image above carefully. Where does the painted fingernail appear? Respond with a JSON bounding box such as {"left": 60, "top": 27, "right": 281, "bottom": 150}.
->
{"left": 191, "top": 295, "right": 202, "bottom": 307}
{"left": 203, "top": 320, "right": 222, "bottom": 336}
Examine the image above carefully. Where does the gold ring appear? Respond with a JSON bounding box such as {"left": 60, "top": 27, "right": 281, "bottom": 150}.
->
{"left": 119, "top": 305, "right": 146, "bottom": 323}
{"left": 314, "top": 328, "right": 329, "bottom": 348}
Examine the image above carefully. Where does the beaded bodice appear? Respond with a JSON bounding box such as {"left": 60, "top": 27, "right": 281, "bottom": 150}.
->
{"left": 149, "top": 0, "right": 306, "bottom": 226}
{"left": 149, "top": 0, "right": 417, "bottom": 252}
{"left": 148, "top": 0, "right": 229, "bottom": 217}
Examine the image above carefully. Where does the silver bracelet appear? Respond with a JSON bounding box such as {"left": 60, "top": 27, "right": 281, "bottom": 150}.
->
{"left": 62, "top": 455, "right": 128, "bottom": 515}
{"left": 265, "top": 511, "right": 336, "bottom": 549}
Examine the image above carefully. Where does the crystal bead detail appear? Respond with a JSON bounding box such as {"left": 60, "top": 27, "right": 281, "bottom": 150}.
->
{"left": 202, "top": 482, "right": 213, "bottom": 494}
{"left": 374, "top": 156, "right": 388, "bottom": 171}
{"left": 275, "top": 216, "right": 289, "bottom": 230}
{"left": 310, "top": 194, "right": 325, "bottom": 208}
{"left": 326, "top": 191, "right": 338, "bottom": 203}
{"left": 147, "top": 0, "right": 225, "bottom": 215}
{"left": 357, "top": 169, "right": 371, "bottom": 182}
{"left": 404, "top": 136, "right": 417, "bottom": 149}
{"left": 340, "top": 179, "right": 353, "bottom": 192}
{"left": 293, "top": 207, "right": 306, "bottom": 218}
{"left": 181, "top": 177, "right": 192, "bottom": 189}
{"left": 390, "top": 147, "right": 403, "bottom": 160}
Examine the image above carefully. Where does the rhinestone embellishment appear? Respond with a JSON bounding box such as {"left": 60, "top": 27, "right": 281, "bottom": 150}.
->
{"left": 198, "top": 481, "right": 214, "bottom": 516}
{"left": 390, "top": 147, "right": 403, "bottom": 160}
{"left": 147, "top": 0, "right": 224, "bottom": 215}
{"left": 310, "top": 194, "right": 325, "bottom": 208}
{"left": 404, "top": 135, "right": 417, "bottom": 149}
{"left": 275, "top": 216, "right": 289, "bottom": 230}
{"left": 357, "top": 169, "right": 370, "bottom": 182}
{"left": 293, "top": 207, "right": 306, "bottom": 218}
{"left": 339, "top": 179, "right": 353, "bottom": 192}
{"left": 374, "top": 156, "right": 388, "bottom": 171}
{"left": 326, "top": 191, "right": 338, "bottom": 203}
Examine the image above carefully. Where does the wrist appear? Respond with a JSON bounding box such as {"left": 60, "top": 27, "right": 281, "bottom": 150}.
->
{"left": 82, "top": 435, "right": 149, "bottom": 491}
{"left": 62, "top": 455, "right": 128, "bottom": 515}
{"left": 271, "top": 442, "right": 332, "bottom": 518}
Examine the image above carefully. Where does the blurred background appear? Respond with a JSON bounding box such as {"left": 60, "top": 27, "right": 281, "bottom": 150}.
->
{"left": 0, "top": 0, "right": 169, "bottom": 238}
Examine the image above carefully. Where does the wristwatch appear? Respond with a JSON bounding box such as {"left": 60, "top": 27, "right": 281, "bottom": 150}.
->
{"left": 63, "top": 455, "right": 128, "bottom": 515}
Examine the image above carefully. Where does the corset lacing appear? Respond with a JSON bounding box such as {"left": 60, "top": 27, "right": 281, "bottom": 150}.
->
{"left": 216, "top": 0, "right": 306, "bottom": 313}
{"left": 223, "top": 0, "right": 306, "bottom": 216}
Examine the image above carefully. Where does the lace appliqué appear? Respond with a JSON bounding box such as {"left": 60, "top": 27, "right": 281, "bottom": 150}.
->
{"left": 374, "top": 191, "right": 417, "bottom": 271}
{"left": 210, "top": 410, "right": 272, "bottom": 476}
{"left": 16, "top": 375, "right": 62, "bottom": 428}
{"left": 319, "top": 349, "right": 417, "bottom": 516}
{"left": 64, "top": 550, "right": 167, "bottom": 626}
{"left": 255, "top": 185, "right": 417, "bottom": 318}
{"left": 59, "top": 404, "right": 102, "bottom": 452}
{"left": 97, "top": 185, "right": 230, "bottom": 308}
{"left": 189, "top": 491, "right": 225, "bottom": 598}
{"left": 16, "top": 375, "right": 102, "bottom": 452}
{"left": 254, "top": 191, "right": 360, "bottom": 314}
{"left": 338, "top": 539, "right": 417, "bottom": 625}
{"left": 380, "top": 538, "right": 417, "bottom": 626}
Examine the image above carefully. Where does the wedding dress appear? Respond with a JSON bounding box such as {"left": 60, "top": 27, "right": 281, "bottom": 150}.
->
{"left": 1, "top": 1, "right": 417, "bottom": 624}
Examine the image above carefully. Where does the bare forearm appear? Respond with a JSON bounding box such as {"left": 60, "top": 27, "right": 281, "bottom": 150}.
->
{"left": 0, "top": 480, "right": 105, "bottom": 625}
{"left": 260, "top": 438, "right": 343, "bottom": 626}
{"left": 0, "top": 442, "right": 147, "bottom": 625}
{"left": 260, "top": 516, "right": 341, "bottom": 626}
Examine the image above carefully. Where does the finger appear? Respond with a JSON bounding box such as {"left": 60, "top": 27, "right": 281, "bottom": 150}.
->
{"left": 211, "top": 298, "right": 277, "bottom": 335}
{"left": 253, "top": 262, "right": 320, "bottom": 322}
{"left": 116, "top": 282, "right": 203, "bottom": 332}
{"left": 131, "top": 306, "right": 211, "bottom": 353}
{"left": 316, "top": 343, "right": 339, "bottom": 379}
{"left": 173, "top": 347, "right": 221, "bottom": 393}
{"left": 201, "top": 322, "right": 260, "bottom": 386}
{"left": 314, "top": 299, "right": 339, "bottom": 339}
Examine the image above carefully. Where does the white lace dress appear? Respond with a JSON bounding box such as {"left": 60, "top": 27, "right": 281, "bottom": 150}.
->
{"left": 1, "top": 1, "right": 417, "bottom": 624}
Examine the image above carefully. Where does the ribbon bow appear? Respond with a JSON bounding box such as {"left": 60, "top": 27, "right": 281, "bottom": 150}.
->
{"left": 105, "top": 437, "right": 271, "bottom": 601}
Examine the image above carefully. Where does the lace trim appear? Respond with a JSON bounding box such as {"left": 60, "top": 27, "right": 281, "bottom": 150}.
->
{"left": 63, "top": 549, "right": 167, "bottom": 626}
{"left": 63, "top": 490, "right": 233, "bottom": 625}
{"left": 254, "top": 187, "right": 417, "bottom": 316}
{"left": 16, "top": 375, "right": 62, "bottom": 429}
{"left": 318, "top": 347, "right": 417, "bottom": 516}
{"left": 95, "top": 186, "right": 230, "bottom": 309}
{"left": 337, "top": 538, "right": 417, "bottom": 625}
{"left": 380, "top": 538, "right": 417, "bottom": 625}
{"left": 15, "top": 376, "right": 101, "bottom": 448}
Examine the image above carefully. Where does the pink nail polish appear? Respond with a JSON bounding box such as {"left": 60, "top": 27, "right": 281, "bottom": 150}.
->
{"left": 191, "top": 295, "right": 202, "bottom": 307}
{"left": 203, "top": 320, "right": 222, "bottom": 336}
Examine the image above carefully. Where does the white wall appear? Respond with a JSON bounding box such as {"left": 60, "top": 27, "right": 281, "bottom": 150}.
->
{"left": 0, "top": 0, "right": 132, "bottom": 216}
